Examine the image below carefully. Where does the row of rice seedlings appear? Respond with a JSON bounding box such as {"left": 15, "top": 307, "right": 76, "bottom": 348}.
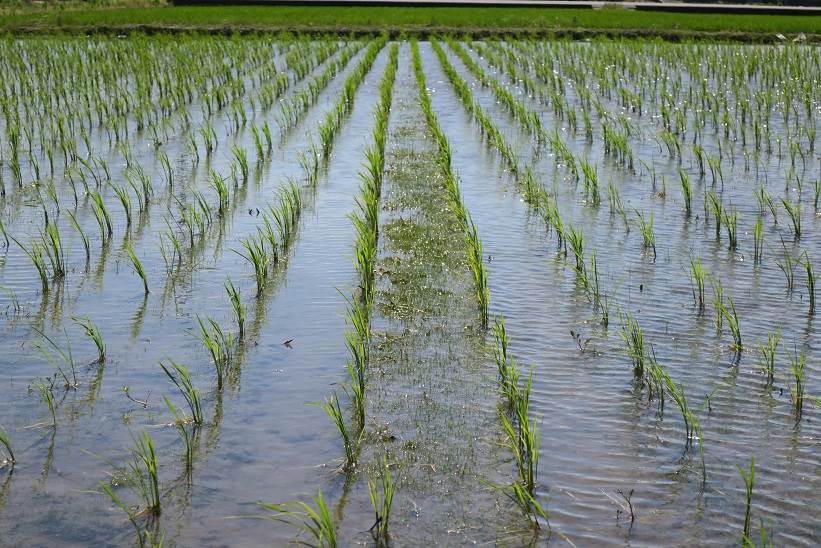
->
{"left": 432, "top": 39, "right": 617, "bottom": 326}
{"left": 492, "top": 317, "right": 548, "bottom": 529}
{"left": 314, "top": 36, "right": 387, "bottom": 159}
{"left": 490, "top": 39, "right": 809, "bottom": 261}
{"left": 320, "top": 45, "right": 399, "bottom": 476}
{"left": 413, "top": 40, "right": 489, "bottom": 324}
{"left": 234, "top": 181, "right": 303, "bottom": 296}
{"left": 276, "top": 42, "right": 363, "bottom": 137}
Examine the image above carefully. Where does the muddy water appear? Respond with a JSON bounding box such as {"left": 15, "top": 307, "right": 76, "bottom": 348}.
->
{"left": 0, "top": 37, "right": 820, "bottom": 547}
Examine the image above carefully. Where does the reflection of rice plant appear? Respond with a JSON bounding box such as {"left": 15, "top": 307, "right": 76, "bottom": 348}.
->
{"left": 34, "top": 380, "right": 57, "bottom": 428}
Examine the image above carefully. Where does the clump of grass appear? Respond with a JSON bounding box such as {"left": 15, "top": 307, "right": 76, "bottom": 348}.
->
{"left": 159, "top": 360, "right": 203, "bottom": 426}
{"left": 257, "top": 490, "right": 337, "bottom": 547}
{"left": 124, "top": 241, "right": 149, "bottom": 295}
{"left": 367, "top": 456, "right": 396, "bottom": 544}
{"left": 71, "top": 316, "right": 105, "bottom": 364}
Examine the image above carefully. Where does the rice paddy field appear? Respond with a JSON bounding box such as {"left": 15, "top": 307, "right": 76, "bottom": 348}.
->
{"left": 0, "top": 33, "right": 819, "bottom": 546}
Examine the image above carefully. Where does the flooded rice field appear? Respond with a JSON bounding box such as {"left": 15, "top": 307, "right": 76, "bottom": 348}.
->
{"left": 0, "top": 34, "right": 818, "bottom": 546}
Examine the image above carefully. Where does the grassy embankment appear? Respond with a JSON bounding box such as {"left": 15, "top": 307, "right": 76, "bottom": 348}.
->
{"left": 1, "top": 5, "right": 820, "bottom": 40}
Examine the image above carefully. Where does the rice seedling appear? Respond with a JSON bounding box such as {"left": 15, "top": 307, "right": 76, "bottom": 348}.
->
{"left": 225, "top": 279, "right": 245, "bottom": 339}
{"left": 100, "top": 481, "right": 165, "bottom": 548}
{"left": 234, "top": 236, "right": 268, "bottom": 296}
{"left": 159, "top": 360, "right": 203, "bottom": 425}
{"left": 775, "top": 237, "right": 795, "bottom": 293}
{"left": 689, "top": 257, "right": 706, "bottom": 313}
{"left": 209, "top": 169, "right": 230, "bottom": 216}
{"left": 724, "top": 208, "right": 739, "bottom": 251}
{"left": 781, "top": 198, "right": 801, "bottom": 240}
{"left": 635, "top": 210, "right": 656, "bottom": 259}
{"left": 679, "top": 169, "right": 692, "bottom": 217}
{"left": 798, "top": 250, "right": 816, "bottom": 315}
{"left": 0, "top": 428, "right": 15, "bottom": 468}
{"left": 34, "top": 380, "right": 57, "bottom": 428}
{"left": 111, "top": 183, "right": 133, "bottom": 227}
{"left": 12, "top": 237, "right": 49, "bottom": 293}
{"left": 71, "top": 316, "right": 106, "bottom": 363}
{"left": 738, "top": 455, "right": 755, "bottom": 541}
{"left": 367, "top": 456, "right": 396, "bottom": 544}
{"left": 621, "top": 315, "right": 646, "bottom": 381}
{"left": 125, "top": 431, "right": 162, "bottom": 516}
{"left": 124, "top": 241, "right": 150, "bottom": 295}
{"left": 720, "top": 295, "right": 742, "bottom": 353}
{"left": 753, "top": 217, "right": 764, "bottom": 263}
{"left": 789, "top": 347, "right": 805, "bottom": 419}
{"left": 34, "top": 328, "right": 78, "bottom": 389}
{"left": 232, "top": 145, "right": 249, "bottom": 183}
{"left": 321, "top": 392, "right": 356, "bottom": 471}
{"left": 89, "top": 191, "right": 113, "bottom": 241}
{"left": 759, "top": 331, "right": 780, "bottom": 386}
{"left": 705, "top": 190, "right": 723, "bottom": 239}
{"left": 257, "top": 490, "right": 337, "bottom": 547}
{"left": 196, "top": 316, "right": 233, "bottom": 391}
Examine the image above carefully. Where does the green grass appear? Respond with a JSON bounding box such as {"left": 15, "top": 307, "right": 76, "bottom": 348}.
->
{"left": 1, "top": 6, "right": 819, "bottom": 38}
